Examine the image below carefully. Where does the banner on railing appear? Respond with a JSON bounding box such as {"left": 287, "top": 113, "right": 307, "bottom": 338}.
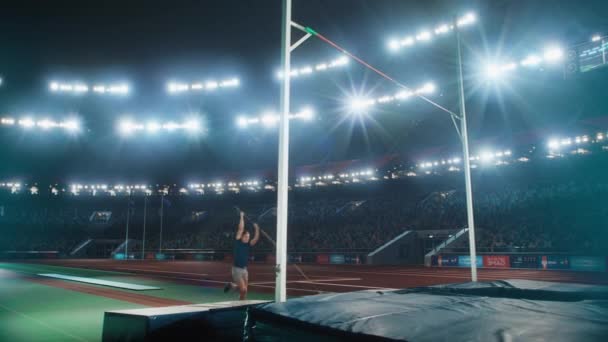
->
{"left": 438, "top": 254, "right": 458, "bottom": 266}
{"left": 289, "top": 254, "right": 303, "bottom": 263}
{"left": 570, "top": 256, "right": 606, "bottom": 272}
{"left": 316, "top": 254, "right": 330, "bottom": 264}
{"left": 509, "top": 255, "right": 539, "bottom": 269}
{"left": 483, "top": 255, "right": 510, "bottom": 268}
{"left": 542, "top": 255, "right": 570, "bottom": 270}
{"left": 330, "top": 254, "right": 346, "bottom": 264}
{"left": 344, "top": 255, "right": 361, "bottom": 264}
{"left": 458, "top": 255, "right": 483, "bottom": 268}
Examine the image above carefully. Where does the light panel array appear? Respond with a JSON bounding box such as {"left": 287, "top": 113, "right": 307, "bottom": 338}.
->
{"left": 547, "top": 135, "right": 592, "bottom": 150}
{"left": 388, "top": 13, "right": 476, "bottom": 51}
{"left": 349, "top": 82, "right": 436, "bottom": 111}
{"left": 1, "top": 117, "right": 80, "bottom": 131}
{"left": 118, "top": 118, "right": 202, "bottom": 136}
{"left": 299, "top": 169, "right": 376, "bottom": 185}
{"left": 236, "top": 107, "right": 315, "bottom": 128}
{"left": 187, "top": 180, "right": 262, "bottom": 194}
{"left": 70, "top": 183, "right": 152, "bottom": 196}
{"left": 0, "top": 182, "right": 22, "bottom": 194}
{"left": 49, "top": 82, "right": 129, "bottom": 95}
{"left": 483, "top": 46, "right": 564, "bottom": 79}
{"left": 419, "top": 149, "right": 512, "bottom": 169}
{"left": 276, "top": 56, "right": 349, "bottom": 79}
{"left": 167, "top": 77, "right": 240, "bottom": 94}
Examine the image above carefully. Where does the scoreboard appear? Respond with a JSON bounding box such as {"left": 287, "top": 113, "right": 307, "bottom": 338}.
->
{"left": 566, "top": 37, "right": 608, "bottom": 74}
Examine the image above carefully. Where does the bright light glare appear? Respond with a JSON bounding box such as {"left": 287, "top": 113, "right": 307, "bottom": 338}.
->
{"left": 205, "top": 81, "right": 219, "bottom": 90}
{"left": 278, "top": 56, "right": 349, "bottom": 79}
{"left": 219, "top": 78, "right": 239, "bottom": 87}
{"left": 543, "top": 46, "right": 564, "bottom": 63}
{"left": 261, "top": 113, "right": 279, "bottom": 127}
{"left": 118, "top": 119, "right": 141, "bottom": 136}
{"left": 389, "top": 13, "right": 476, "bottom": 51}
{"left": 51, "top": 81, "right": 127, "bottom": 95}
{"left": 388, "top": 39, "right": 400, "bottom": 51}
{"left": 18, "top": 118, "right": 35, "bottom": 128}
{"left": 521, "top": 54, "right": 543, "bottom": 67}
{"left": 416, "top": 31, "right": 432, "bottom": 41}
{"left": 349, "top": 98, "right": 376, "bottom": 112}
{"left": 297, "top": 107, "right": 314, "bottom": 120}
{"left": 435, "top": 24, "right": 450, "bottom": 34}
{"left": 183, "top": 119, "right": 201, "bottom": 132}
{"left": 3, "top": 117, "right": 79, "bottom": 132}
{"left": 484, "top": 64, "right": 502, "bottom": 79}
{"left": 483, "top": 62, "right": 517, "bottom": 80}
{"left": 146, "top": 121, "right": 161, "bottom": 133}
{"left": 236, "top": 107, "right": 315, "bottom": 128}
{"left": 236, "top": 116, "right": 248, "bottom": 128}
{"left": 168, "top": 78, "right": 238, "bottom": 93}
{"left": 457, "top": 12, "right": 476, "bottom": 26}
{"left": 480, "top": 151, "right": 495, "bottom": 162}
{"left": 417, "top": 82, "right": 436, "bottom": 94}
{"left": 591, "top": 35, "right": 601, "bottom": 42}
{"left": 168, "top": 82, "right": 189, "bottom": 93}
{"left": 1, "top": 118, "right": 15, "bottom": 125}
{"left": 548, "top": 139, "right": 560, "bottom": 149}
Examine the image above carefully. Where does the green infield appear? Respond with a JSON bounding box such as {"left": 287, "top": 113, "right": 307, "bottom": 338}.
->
{"left": 0, "top": 262, "right": 273, "bottom": 341}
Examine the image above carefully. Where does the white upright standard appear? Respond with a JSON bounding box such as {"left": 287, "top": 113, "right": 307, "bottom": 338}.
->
{"left": 275, "top": 0, "right": 292, "bottom": 302}
{"left": 455, "top": 20, "right": 478, "bottom": 282}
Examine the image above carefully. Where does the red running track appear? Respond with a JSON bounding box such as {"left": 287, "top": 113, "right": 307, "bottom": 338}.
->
{"left": 25, "top": 259, "right": 608, "bottom": 297}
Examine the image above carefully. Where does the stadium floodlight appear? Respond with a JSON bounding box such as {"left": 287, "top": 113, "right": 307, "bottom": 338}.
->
{"left": 1, "top": 116, "right": 80, "bottom": 131}
{"left": 219, "top": 78, "right": 240, "bottom": 88}
{"left": 262, "top": 112, "right": 279, "bottom": 127}
{"left": 205, "top": 81, "right": 219, "bottom": 90}
{"left": 483, "top": 62, "right": 518, "bottom": 80}
{"left": 388, "top": 12, "right": 476, "bottom": 52}
{"left": 591, "top": 35, "right": 602, "bottom": 42}
{"left": 118, "top": 119, "right": 143, "bottom": 136}
{"left": 543, "top": 46, "right": 564, "bottom": 63}
{"left": 416, "top": 82, "right": 436, "bottom": 94}
{"left": 290, "top": 107, "right": 315, "bottom": 121}
{"left": 183, "top": 119, "right": 202, "bottom": 132}
{"left": 276, "top": 56, "right": 349, "bottom": 79}
{"left": 520, "top": 54, "right": 543, "bottom": 67}
{"left": 107, "top": 84, "right": 129, "bottom": 94}
{"left": 457, "top": 12, "right": 476, "bottom": 27}
{"left": 1, "top": 117, "right": 15, "bottom": 125}
{"left": 235, "top": 106, "right": 315, "bottom": 128}
{"left": 435, "top": 24, "right": 450, "bottom": 35}
{"left": 146, "top": 121, "right": 162, "bottom": 133}
{"left": 416, "top": 31, "right": 432, "bottom": 41}
{"left": 119, "top": 117, "right": 202, "bottom": 135}
{"left": 18, "top": 118, "right": 35, "bottom": 128}
{"left": 50, "top": 81, "right": 128, "bottom": 95}
{"left": 484, "top": 46, "right": 562, "bottom": 79}
{"left": 347, "top": 82, "right": 436, "bottom": 113}
{"left": 63, "top": 119, "right": 80, "bottom": 132}
{"left": 236, "top": 116, "right": 248, "bottom": 128}
{"left": 167, "top": 82, "right": 189, "bottom": 93}
{"left": 167, "top": 77, "right": 239, "bottom": 94}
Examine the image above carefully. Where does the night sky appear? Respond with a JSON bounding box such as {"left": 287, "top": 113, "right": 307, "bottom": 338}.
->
{"left": 0, "top": 0, "right": 607, "bottom": 183}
